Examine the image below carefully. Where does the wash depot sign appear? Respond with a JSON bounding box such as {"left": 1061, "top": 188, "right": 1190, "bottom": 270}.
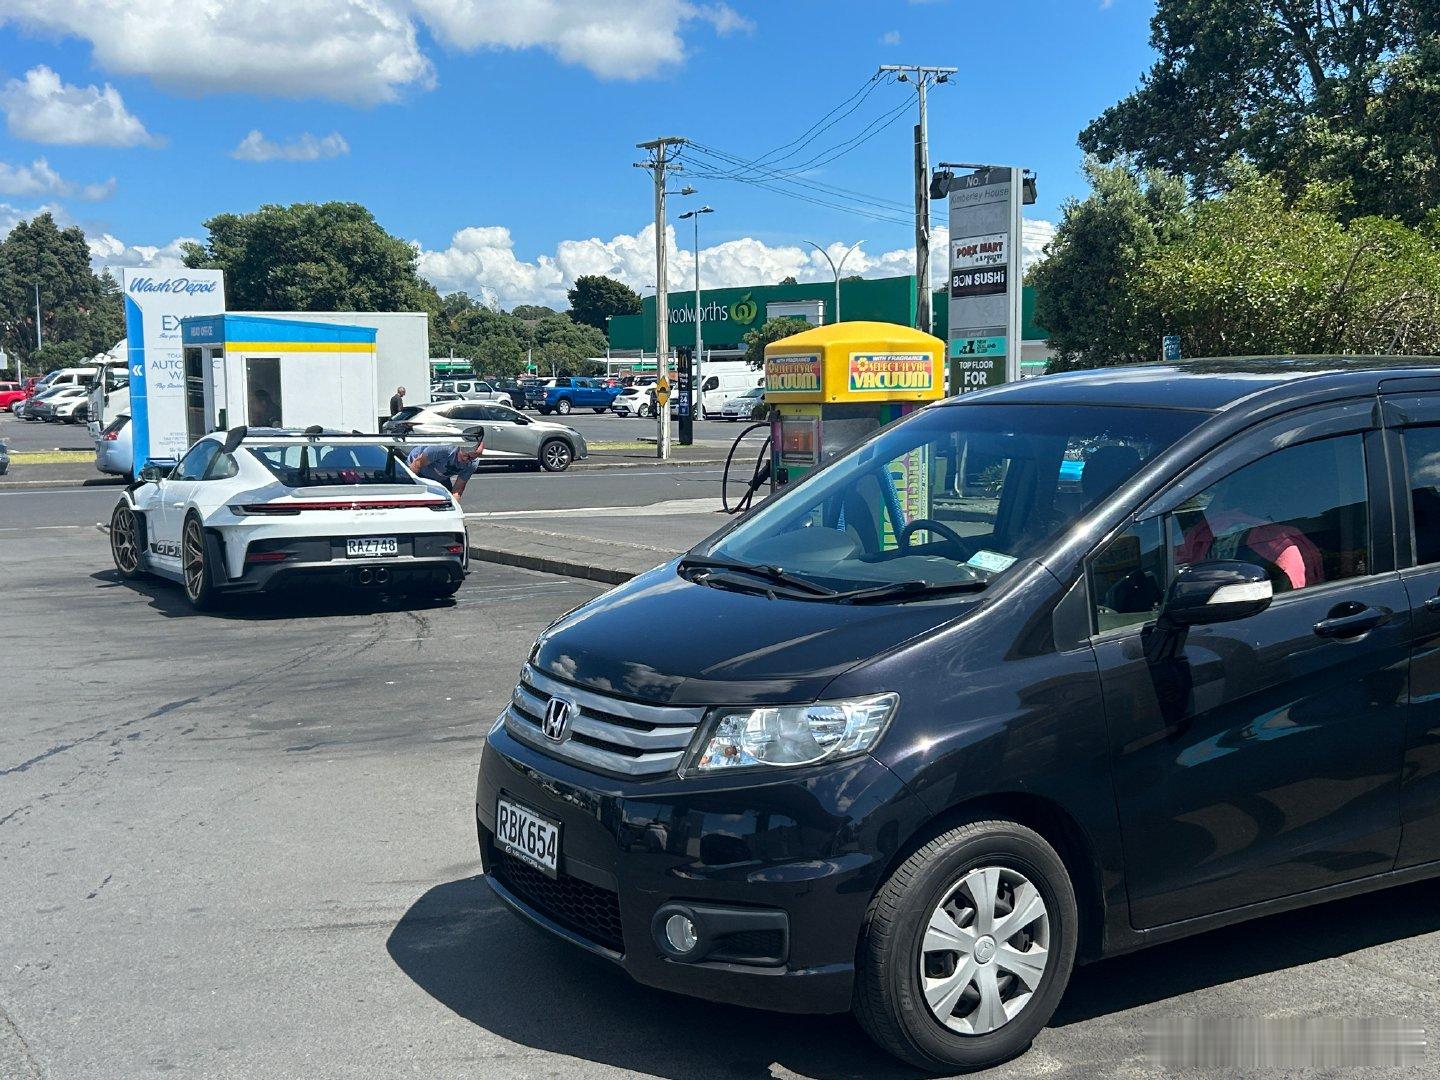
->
{"left": 765, "top": 354, "right": 823, "bottom": 394}
{"left": 848, "top": 353, "right": 936, "bottom": 393}
{"left": 121, "top": 269, "right": 226, "bottom": 463}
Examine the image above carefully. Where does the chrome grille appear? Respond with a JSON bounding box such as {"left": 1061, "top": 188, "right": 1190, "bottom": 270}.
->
{"left": 504, "top": 665, "right": 705, "bottom": 778}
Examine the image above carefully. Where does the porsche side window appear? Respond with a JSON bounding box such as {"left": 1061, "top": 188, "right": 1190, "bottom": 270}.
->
{"left": 173, "top": 442, "right": 218, "bottom": 481}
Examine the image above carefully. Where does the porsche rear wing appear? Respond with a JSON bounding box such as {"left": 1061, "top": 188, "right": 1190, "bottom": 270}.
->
{"left": 221, "top": 424, "right": 483, "bottom": 449}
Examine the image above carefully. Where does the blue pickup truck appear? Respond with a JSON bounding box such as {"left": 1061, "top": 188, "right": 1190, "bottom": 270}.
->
{"left": 526, "top": 377, "right": 621, "bottom": 416}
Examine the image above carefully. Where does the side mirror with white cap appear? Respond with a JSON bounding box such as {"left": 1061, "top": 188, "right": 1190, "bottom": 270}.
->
{"left": 1144, "top": 561, "right": 1274, "bottom": 662}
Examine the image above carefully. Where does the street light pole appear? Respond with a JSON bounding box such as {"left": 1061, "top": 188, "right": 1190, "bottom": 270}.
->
{"left": 678, "top": 206, "right": 712, "bottom": 424}
{"left": 801, "top": 240, "right": 864, "bottom": 324}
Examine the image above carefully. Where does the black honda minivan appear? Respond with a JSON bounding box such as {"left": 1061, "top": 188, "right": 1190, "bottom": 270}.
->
{"left": 476, "top": 358, "right": 1440, "bottom": 1072}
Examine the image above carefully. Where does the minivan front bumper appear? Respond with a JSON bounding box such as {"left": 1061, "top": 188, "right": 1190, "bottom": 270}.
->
{"left": 475, "top": 721, "right": 925, "bottom": 1014}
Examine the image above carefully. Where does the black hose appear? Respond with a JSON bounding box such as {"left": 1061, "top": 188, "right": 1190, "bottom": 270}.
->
{"left": 722, "top": 422, "right": 773, "bottom": 515}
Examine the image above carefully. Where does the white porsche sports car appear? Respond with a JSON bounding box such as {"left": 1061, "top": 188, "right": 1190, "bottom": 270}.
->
{"left": 108, "top": 427, "right": 469, "bottom": 610}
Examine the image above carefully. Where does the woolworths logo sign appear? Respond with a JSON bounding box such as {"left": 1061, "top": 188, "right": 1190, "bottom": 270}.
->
{"left": 668, "top": 293, "right": 760, "bottom": 327}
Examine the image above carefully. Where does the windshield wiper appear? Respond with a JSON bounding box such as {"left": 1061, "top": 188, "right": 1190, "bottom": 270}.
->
{"left": 828, "top": 579, "right": 989, "bottom": 605}
{"left": 677, "top": 556, "right": 836, "bottom": 597}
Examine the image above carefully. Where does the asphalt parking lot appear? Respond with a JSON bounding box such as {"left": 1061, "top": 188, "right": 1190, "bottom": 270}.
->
{"left": 3, "top": 491, "right": 1440, "bottom": 1078}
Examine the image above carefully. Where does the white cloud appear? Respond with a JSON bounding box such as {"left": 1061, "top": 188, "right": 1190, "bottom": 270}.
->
{"left": 0, "top": 2, "right": 433, "bottom": 105}
{"left": 231, "top": 130, "right": 350, "bottom": 162}
{"left": 1022, "top": 218, "right": 1056, "bottom": 267}
{"left": 412, "top": 0, "right": 752, "bottom": 81}
{"left": 0, "top": 0, "right": 752, "bottom": 101}
{"left": 0, "top": 157, "right": 114, "bottom": 200}
{"left": 87, "top": 231, "right": 196, "bottom": 272}
{"left": 0, "top": 66, "right": 159, "bottom": 147}
{"left": 879, "top": 29, "right": 901, "bottom": 45}
{"left": 415, "top": 217, "right": 1057, "bottom": 309}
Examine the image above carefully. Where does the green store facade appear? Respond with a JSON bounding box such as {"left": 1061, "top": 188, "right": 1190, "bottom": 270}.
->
{"left": 605, "top": 275, "right": 1052, "bottom": 374}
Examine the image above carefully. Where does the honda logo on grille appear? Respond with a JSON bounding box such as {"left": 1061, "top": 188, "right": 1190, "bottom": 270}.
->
{"left": 542, "top": 698, "right": 573, "bottom": 742}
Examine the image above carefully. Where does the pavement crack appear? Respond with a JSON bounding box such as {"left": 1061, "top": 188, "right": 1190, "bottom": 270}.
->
{"left": 0, "top": 1002, "right": 41, "bottom": 1079}
{"left": 85, "top": 873, "right": 113, "bottom": 900}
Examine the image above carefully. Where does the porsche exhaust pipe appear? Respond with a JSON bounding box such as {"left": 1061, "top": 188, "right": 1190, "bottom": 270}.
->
{"left": 357, "top": 568, "right": 374, "bottom": 585}
{"left": 375, "top": 568, "right": 391, "bottom": 586}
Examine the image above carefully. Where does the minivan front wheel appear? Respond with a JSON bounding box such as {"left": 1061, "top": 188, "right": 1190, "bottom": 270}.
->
{"left": 855, "top": 819, "right": 1077, "bottom": 1073}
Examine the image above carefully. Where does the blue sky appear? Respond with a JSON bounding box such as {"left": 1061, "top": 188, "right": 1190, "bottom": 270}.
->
{"left": 0, "top": 0, "right": 1157, "bottom": 308}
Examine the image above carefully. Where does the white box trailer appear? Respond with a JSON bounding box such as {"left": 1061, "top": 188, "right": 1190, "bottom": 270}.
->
{"left": 181, "top": 314, "right": 379, "bottom": 438}
{"left": 235, "top": 310, "right": 430, "bottom": 418}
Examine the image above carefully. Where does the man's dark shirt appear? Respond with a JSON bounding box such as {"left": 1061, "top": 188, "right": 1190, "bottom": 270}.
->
{"left": 389, "top": 394, "right": 404, "bottom": 416}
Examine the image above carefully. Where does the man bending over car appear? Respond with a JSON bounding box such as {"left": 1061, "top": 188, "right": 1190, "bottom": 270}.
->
{"left": 406, "top": 431, "right": 484, "bottom": 500}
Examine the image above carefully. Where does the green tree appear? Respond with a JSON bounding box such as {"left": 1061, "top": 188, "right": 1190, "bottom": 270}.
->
{"left": 566, "top": 274, "right": 641, "bottom": 331}
{"left": 0, "top": 212, "right": 122, "bottom": 372}
{"left": 1080, "top": 0, "right": 1439, "bottom": 223}
{"left": 1138, "top": 166, "right": 1440, "bottom": 356}
{"left": 1029, "top": 160, "right": 1190, "bottom": 369}
{"left": 511, "top": 304, "right": 557, "bottom": 321}
{"left": 531, "top": 314, "right": 607, "bottom": 375}
{"left": 743, "top": 317, "right": 811, "bottom": 368}
{"left": 778, "top": 275, "right": 799, "bottom": 286}
{"left": 182, "top": 202, "right": 431, "bottom": 311}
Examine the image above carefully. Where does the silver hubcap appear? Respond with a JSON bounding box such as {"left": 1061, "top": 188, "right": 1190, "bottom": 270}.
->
{"left": 920, "top": 866, "right": 1050, "bottom": 1036}
{"left": 183, "top": 520, "right": 205, "bottom": 599}
{"left": 544, "top": 443, "right": 569, "bottom": 469}
{"left": 111, "top": 507, "right": 138, "bottom": 573}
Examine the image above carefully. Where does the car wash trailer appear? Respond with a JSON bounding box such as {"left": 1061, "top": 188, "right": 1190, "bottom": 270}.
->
{"left": 180, "top": 314, "right": 380, "bottom": 439}
{"left": 233, "top": 310, "right": 430, "bottom": 421}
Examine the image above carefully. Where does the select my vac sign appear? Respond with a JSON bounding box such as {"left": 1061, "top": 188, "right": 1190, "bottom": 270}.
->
{"left": 848, "top": 353, "right": 935, "bottom": 393}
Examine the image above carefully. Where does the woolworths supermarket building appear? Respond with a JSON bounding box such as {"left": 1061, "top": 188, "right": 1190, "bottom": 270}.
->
{"left": 604, "top": 275, "right": 1052, "bottom": 373}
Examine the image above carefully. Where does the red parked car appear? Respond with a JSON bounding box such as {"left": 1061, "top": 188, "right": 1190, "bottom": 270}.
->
{"left": 0, "top": 381, "right": 30, "bottom": 410}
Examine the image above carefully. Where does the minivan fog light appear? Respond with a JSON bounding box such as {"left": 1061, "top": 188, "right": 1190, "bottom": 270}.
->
{"left": 692, "top": 694, "right": 898, "bottom": 772}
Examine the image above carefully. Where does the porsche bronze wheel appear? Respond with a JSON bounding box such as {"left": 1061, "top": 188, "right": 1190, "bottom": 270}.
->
{"left": 181, "top": 515, "right": 220, "bottom": 610}
{"left": 109, "top": 503, "right": 148, "bottom": 580}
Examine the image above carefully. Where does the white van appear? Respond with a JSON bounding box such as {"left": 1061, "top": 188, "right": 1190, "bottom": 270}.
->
{"left": 697, "top": 361, "right": 763, "bottom": 419}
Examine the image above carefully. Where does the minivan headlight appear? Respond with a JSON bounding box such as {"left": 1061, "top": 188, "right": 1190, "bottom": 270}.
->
{"left": 690, "top": 694, "right": 899, "bottom": 773}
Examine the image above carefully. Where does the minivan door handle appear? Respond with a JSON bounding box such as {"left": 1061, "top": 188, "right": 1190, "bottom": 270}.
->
{"left": 1313, "top": 604, "right": 1388, "bottom": 640}
{"left": 1424, "top": 596, "right": 1440, "bottom": 613}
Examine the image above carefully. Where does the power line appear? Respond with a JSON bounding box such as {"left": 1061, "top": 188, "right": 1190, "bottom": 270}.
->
{"left": 701, "top": 73, "right": 891, "bottom": 178}
{"left": 684, "top": 142, "right": 910, "bottom": 215}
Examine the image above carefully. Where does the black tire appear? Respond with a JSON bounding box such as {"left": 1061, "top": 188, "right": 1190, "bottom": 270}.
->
{"left": 110, "top": 502, "right": 149, "bottom": 580}
{"left": 539, "top": 438, "right": 573, "bottom": 472}
{"left": 181, "top": 513, "right": 221, "bottom": 611}
{"left": 423, "top": 578, "right": 463, "bottom": 599}
{"left": 555, "top": 397, "right": 573, "bottom": 415}
{"left": 637, "top": 403, "right": 652, "bottom": 419}
{"left": 854, "top": 819, "right": 1078, "bottom": 1074}
{"left": 537, "top": 407, "right": 552, "bottom": 416}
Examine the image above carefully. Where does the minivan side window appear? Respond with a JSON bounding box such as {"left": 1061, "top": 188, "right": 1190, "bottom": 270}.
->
{"left": 1169, "top": 434, "right": 1370, "bottom": 593}
{"left": 1402, "top": 426, "right": 1440, "bottom": 565}
{"left": 1089, "top": 518, "right": 1166, "bottom": 634}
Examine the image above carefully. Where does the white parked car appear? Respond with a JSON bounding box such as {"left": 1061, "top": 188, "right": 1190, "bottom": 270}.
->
{"left": 719, "top": 386, "right": 766, "bottom": 421}
{"left": 611, "top": 385, "right": 655, "bottom": 418}
{"left": 108, "top": 428, "right": 468, "bottom": 610}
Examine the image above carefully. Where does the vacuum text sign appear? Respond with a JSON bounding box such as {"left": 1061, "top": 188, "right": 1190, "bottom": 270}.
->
{"left": 848, "top": 353, "right": 935, "bottom": 393}
{"left": 765, "top": 354, "right": 823, "bottom": 394}
{"left": 121, "top": 269, "right": 226, "bottom": 464}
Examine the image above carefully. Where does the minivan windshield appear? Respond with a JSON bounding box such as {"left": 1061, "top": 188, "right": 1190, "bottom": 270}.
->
{"left": 701, "top": 403, "right": 1205, "bottom": 598}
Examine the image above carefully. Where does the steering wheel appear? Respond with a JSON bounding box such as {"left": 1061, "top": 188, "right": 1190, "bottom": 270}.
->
{"left": 898, "top": 518, "right": 973, "bottom": 556}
